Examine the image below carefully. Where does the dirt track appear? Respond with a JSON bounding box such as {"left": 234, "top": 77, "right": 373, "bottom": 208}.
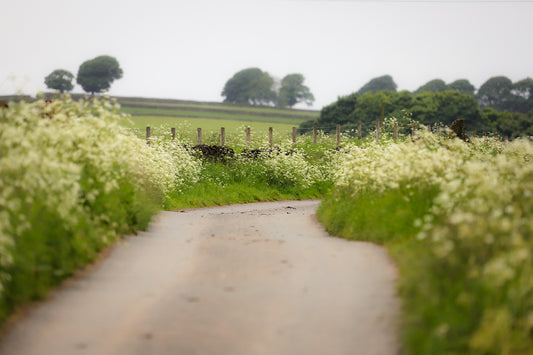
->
{"left": 0, "top": 200, "right": 400, "bottom": 355}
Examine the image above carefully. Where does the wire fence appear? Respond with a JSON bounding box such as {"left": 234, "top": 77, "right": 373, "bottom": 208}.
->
{"left": 124, "top": 120, "right": 500, "bottom": 149}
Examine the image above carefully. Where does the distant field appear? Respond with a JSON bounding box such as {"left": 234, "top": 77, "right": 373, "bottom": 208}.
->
{"left": 116, "top": 96, "right": 318, "bottom": 126}
{"left": 117, "top": 99, "right": 317, "bottom": 117}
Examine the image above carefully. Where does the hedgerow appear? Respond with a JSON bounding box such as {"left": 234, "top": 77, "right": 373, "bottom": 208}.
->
{"left": 0, "top": 95, "right": 200, "bottom": 321}
{"left": 318, "top": 126, "right": 533, "bottom": 354}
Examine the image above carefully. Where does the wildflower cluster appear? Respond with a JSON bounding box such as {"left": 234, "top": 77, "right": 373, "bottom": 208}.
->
{"left": 0, "top": 95, "right": 200, "bottom": 320}
{"left": 330, "top": 130, "right": 533, "bottom": 353}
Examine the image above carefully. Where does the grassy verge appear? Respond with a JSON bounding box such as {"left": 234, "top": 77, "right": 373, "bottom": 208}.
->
{"left": 164, "top": 150, "right": 334, "bottom": 210}
{"left": 316, "top": 133, "right": 533, "bottom": 354}
{"left": 0, "top": 96, "right": 187, "bottom": 324}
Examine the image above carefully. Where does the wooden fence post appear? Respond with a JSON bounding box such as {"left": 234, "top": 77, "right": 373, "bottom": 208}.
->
{"left": 220, "top": 127, "right": 225, "bottom": 146}
{"left": 437, "top": 126, "right": 441, "bottom": 137}
{"left": 427, "top": 125, "right": 431, "bottom": 133}
{"left": 146, "top": 126, "right": 151, "bottom": 145}
{"left": 358, "top": 122, "right": 362, "bottom": 140}
{"left": 269, "top": 127, "right": 273, "bottom": 148}
{"left": 412, "top": 124, "right": 417, "bottom": 138}
{"left": 197, "top": 128, "right": 202, "bottom": 145}
{"left": 394, "top": 121, "right": 398, "bottom": 141}
{"left": 171, "top": 127, "right": 176, "bottom": 140}
{"left": 336, "top": 124, "right": 341, "bottom": 147}
{"left": 292, "top": 127, "right": 297, "bottom": 148}
{"left": 313, "top": 126, "right": 317, "bottom": 144}
{"left": 376, "top": 119, "right": 380, "bottom": 142}
{"left": 246, "top": 127, "right": 251, "bottom": 147}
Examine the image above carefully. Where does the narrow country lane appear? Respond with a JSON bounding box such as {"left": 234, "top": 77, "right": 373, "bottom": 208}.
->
{"left": 0, "top": 200, "right": 400, "bottom": 355}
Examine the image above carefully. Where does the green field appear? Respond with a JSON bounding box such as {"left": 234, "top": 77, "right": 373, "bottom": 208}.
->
{"left": 120, "top": 115, "right": 296, "bottom": 131}
{"left": 116, "top": 96, "right": 318, "bottom": 126}
{"left": 115, "top": 96, "right": 316, "bottom": 145}
{"left": 116, "top": 98, "right": 317, "bottom": 118}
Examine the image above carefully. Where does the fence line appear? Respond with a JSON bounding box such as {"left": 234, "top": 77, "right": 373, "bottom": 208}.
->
{"left": 133, "top": 121, "right": 496, "bottom": 147}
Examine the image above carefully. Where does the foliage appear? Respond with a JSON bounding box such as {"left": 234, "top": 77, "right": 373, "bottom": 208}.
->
{"left": 493, "top": 110, "right": 533, "bottom": 139}
{"left": 411, "top": 90, "right": 487, "bottom": 130}
{"left": 277, "top": 73, "right": 315, "bottom": 108}
{"left": 0, "top": 95, "right": 200, "bottom": 322}
{"left": 511, "top": 78, "right": 533, "bottom": 113}
{"left": 316, "top": 93, "right": 358, "bottom": 127}
{"left": 44, "top": 69, "right": 74, "bottom": 93}
{"left": 318, "top": 130, "right": 533, "bottom": 354}
{"left": 477, "top": 76, "right": 533, "bottom": 113}
{"left": 415, "top": 78, "right": 448, "bottom": 94}
{"left": 358, "top": 74, "right": 397, "bottom": 94}
{"left": 221, "top": 68, "right": 277, "bottom": 106}
{"left": 307, "top": 90, "right": 489, "bottom": 135}
{"left": 448, "top": 79, "right": 476, "bottom": 96}
{"left": 477, "top": 76, "right": 513, "bottom": 110}
{"left": 165, "top": 143, "right": 336, "bottom": 209}
{"left": 76, "top": 55, "right": 123, "bottom": 95}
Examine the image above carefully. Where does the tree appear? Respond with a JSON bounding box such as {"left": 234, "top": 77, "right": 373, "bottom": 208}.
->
{"left": 415, "top": 79, "right": 448, "bottom": 94}
{"left": 477, "top": 76, "right": 513, "bottom": 110}
{"left": 277, "top": 74, "right": 314, "bottom": 108}
{"left": 358, "top": 75, "right": 397, "bottom": 94}
{"left": 221, "top": 68, "right": 276, "bottom": 105}
{"left": 448, "top": 79, "right": 476, "bottom": 96}
{"left": 76, "top": 55, "right": 123, "bottom": 95}
{"left": 510, "top": 78, "right": 533, "bottom": 113}
{"left": 44, "top": 69, "right": 74, "bottom": 93}
{"left": 316, "top": 93, "right": 358, "bottom": 127}
{"left": 411, "top": 90, "right": 486, "bottom": 130}
{"left": 493, "top": 110, "right": 533, "bottom": 138}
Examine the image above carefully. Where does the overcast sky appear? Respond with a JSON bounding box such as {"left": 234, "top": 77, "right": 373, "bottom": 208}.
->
{"left": 2, "top": 0, "right": 532, "bottom": 109}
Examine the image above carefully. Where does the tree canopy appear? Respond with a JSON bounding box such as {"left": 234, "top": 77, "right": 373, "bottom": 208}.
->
{"left": 277, "top": 74, "right": 315, "bottom": 108}
{"left": 305, "top": 90, "right": 490, "bottom": 135}
{"left": 300, "top": 74, "right": 532, "bottom": 138}
{"left": 358, "top": 75, "right": 397, "bottom": 94}
{"left": 76, "top": 55, "right": 123, "bottom": 95}
{"left": 415, "top": 79, "right": 448, "bottom": 94}
{"left": 221, "top": 68, "right": 276, "bottom": 106}
{"left": 221, "top": 68, "right": 315, "bottom": 107}
{"left": 448, "top": 79, "right": 476, "bottom": 96}
{"left": 44, "top": 69, "right": 74, "bottom": 93}
{"left": 477, "top": 76, "right": 513, "bottom": 110}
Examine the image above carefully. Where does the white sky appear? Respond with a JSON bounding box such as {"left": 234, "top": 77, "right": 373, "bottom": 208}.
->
{"left": 1, "top": 0, "right": 532, "bottom": 109}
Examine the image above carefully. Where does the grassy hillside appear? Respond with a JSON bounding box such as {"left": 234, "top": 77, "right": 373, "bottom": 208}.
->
{"left": 115, "top": 96, "right": 318, "bottom": 125}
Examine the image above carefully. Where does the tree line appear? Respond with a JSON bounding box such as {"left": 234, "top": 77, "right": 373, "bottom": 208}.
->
{"left": 44, "top": 55, "right": 123, "bottom": 95}
{"left": 301, "top": 74, "right": 533, "bottom": 139}
{"left": 221, "top": 68, "right": 314, "bottom": 108}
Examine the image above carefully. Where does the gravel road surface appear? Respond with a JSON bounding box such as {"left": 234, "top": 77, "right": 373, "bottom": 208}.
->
{"left": 0, "top": 200, "right": 400, "bottom": 355}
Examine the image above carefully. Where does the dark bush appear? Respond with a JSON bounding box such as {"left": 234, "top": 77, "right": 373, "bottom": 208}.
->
{"left": 191, "top": 144, "right": 235, "bottom": 162}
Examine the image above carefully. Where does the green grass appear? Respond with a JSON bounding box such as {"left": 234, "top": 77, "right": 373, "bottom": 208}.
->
{"left": 116, "top": 98, "right": 318, "bottom": 117}
{"left": 120, "top": 107, "right": 311, "bottom": 124}
{"left": 164, "top": 153, "right": 333, "bottom": 210}
{"left": 317, "top": 186, "right": 443, "bottom": 354}
{"left": 120, "top": 115, "right": 297, "bottom": 131}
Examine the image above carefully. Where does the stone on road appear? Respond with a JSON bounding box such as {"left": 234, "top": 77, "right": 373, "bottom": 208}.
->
{"left": 0, "top": 200, "right": 400, "bottom": 355}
